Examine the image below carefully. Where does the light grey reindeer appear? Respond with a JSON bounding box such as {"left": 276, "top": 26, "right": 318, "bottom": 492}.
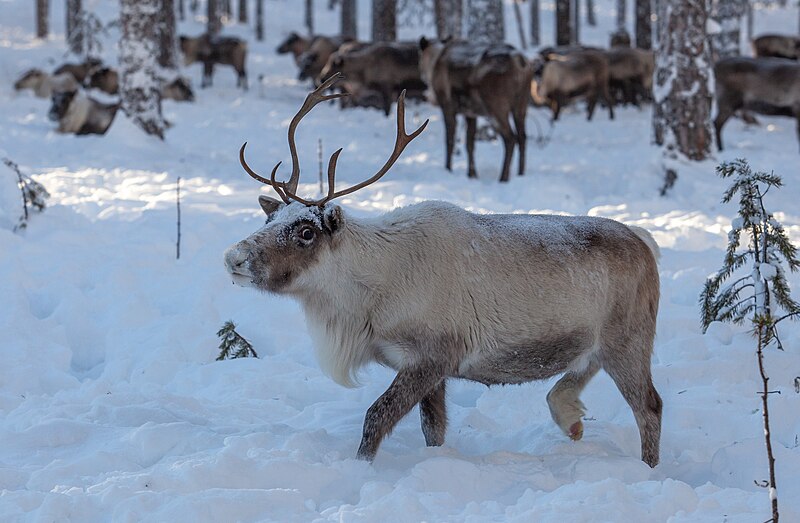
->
{"left": 225, "top": 74, "right": 663, "bottom": 467}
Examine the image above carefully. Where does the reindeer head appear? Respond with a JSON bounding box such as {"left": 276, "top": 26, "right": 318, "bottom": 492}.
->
{"left": 48, "top": 89, "right": 77, "bottom": 122}
{"left": 14, "top": 68, "right": 46, "bottom": 91}
{"left": 224, "top": 73, "right": 428, "bottom": 295}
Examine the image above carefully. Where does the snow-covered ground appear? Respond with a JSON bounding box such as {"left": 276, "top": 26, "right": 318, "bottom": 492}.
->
{"left": 1, "top": 1, "right": 799, "bottom": 521}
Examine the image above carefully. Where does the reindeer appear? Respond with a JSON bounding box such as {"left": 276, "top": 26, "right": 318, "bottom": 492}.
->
{"left": 225, "top": 74, "right": 663, "bottom": 468}
{"left": 320, "top": 41, "right": 427, "bottom": 116}
{"left": 87, "top": 67, "right": 119, "bottom": 95}
{"left": 14, "top": 69, "right": 79, "bottom": 98}
{"left": 604, "top": 47, "right": 654, "bottom": 106}
{"left": 419, "top": 38, "right": 532, "bottom": 182}
{"left": 180, "top": 34, "right": 248, "bottom": 89}
{"left": 296, "top": 35, "right": 354, "bottom": 85}
{"left": 531, "top": 48, "right": 615, "bottom": 121}
{"left": 753, "top": 34, "right": 800, "bottom": 60}
{"left": 161, "top": 77, "right": 195, "bottom": 102}
{"left": 48, "top": 89, "right": 119, "bottom": 135}
{"left": 276, "top": 32, "right": 313, "bottom": 65}
{"left": 714, "top": 56, "right": 800, "bottom": 151}
{"left": 53, "top": 57, "right": 103, "bottom": 84}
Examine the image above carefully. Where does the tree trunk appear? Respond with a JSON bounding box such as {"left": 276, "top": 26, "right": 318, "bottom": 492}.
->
{"left": 159, "top": 0, "right": 178, "bottom": 70}
{"left": 306, "top": 0, "right": 314, "bottom": 35}
{"left": 530, "top": 0, "right": 539, "bottom": 46}
{"left": 587, "top": 0, "right": 597, "bottom": 26}
{"left": 513, "top": 0, "right": 527, "bottom": 49}
{"left": 36, "top": 0, "right": 48, "bottom": 39}
{"left": 434, "top": 0, "right": 463, "bottom": 39}
{"left": 178, "top": 0, "right": 185, "bottom": 20}
{"left": 256, "top": 0, "right": 264, "bottom": 40}
{"left": 120, "top": 0, "right": 166, "bottom": 139}
{"left": 372, "top": 0, "right": 396, "bottom": 41}
{"left": 652, "top": 0, "right": 712, "bottom": 164}
{"left": 341, "top": 0, "right": 357, "bottom": 39}
{"left": 238, "top": 0, "right": 247, "bottom": 23}
{"left": 616, "top": 0, "right": 625, "bottom": 30}
{"left": 710, "top": 0, "right": 745, "bottom": 61}
{"left": 556, "top": 0, "right": 571, "bottom": 46}
{"left": 572, "top": 0, "right": 580, "bottom": 43}
{"left": 208, "top": 0, "right": 221, "bottom": 35}
{"left": 466, "top": 0, "right": 505, "bottom": 45}
{"left": 67, "top": 0, "right": 82, "bottom": 54}
{"left": 635, "top": 0, "right": 652, "bottom": 48}
{"left": 221, "top": 0, "right": 232, "bottom": 19}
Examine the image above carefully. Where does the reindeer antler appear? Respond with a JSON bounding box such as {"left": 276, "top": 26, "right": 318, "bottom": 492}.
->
{"left": 239, "top": 73, "right": 428, "bottom": 207}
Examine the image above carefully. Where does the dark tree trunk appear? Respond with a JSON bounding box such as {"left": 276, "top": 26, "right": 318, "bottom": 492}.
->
{"left": 221, "top": 0, "right": 232, "bottom": 19}
{"left": 120, "top": 0, "right": 166, "bottom": 139}
{"left": 36, "top": 0, "right": 49, "bottom": 39}
{"left": 306, "top": 0, "right": 314, "bottom": 35}
{"left": 178, "top": 0, "right": 185, "bottom": 20}
{"left": 159, "top": 0, "right": 178, "bottom": 69}
{"left": 530, "top": 0, "right": 539, "bottom": 45}
{"left": 635, "top": 0, "right": 652, "bottom": 49}
{"left": 652, "top": 0, "right": 712, "bottom": 162}
{"left": 341, "top": 0, "right": 357, "bottom": 39}
{"left": 208, "top": 0, "right": 221, "bottom": 35}
{"left": 587, "top": 0, "right": 597, "bottom": 26}
{"left": 556, "top": 0, "right": 571, "bottom": 46}
{"left": 238, "top": 0, "right": 247, "bottom": 23}
{"left": 67, "top": 0, "right": 82, "bottom": 54}
{"left": 513, "top": 0, "right": 527, "bottom": 49}
{"left": 572, "top": 0, "right": 580, "bottom": 43}
{"left": 617, "top": 0, "right": 626, "bottom": 30}
{"left": 372, "top": 0, "right": 396, "bottom": 41}
{"left": 466, "top": 0, "right": 504, "bottom": 45}
{"left": 434, "top": 0, "right": 463, "bottom": 39}
{"left": 255, "top": 0, "right": 264, "bottom": 40}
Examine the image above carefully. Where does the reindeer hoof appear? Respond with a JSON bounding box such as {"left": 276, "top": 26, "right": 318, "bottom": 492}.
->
{"left": 569, "top": 421, "right": 583, "bottom": 441}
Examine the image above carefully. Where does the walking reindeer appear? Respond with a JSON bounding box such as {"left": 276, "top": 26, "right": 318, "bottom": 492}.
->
{"left": 225, "top": 74, "right": 663, "bottom": 466}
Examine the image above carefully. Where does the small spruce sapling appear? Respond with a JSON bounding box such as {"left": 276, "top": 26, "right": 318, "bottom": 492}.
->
{"left": 216, "top": 320, "right": 258, "bottom": 360}
{"left": 700, "top": 159, "right": 799, "bottom": 523}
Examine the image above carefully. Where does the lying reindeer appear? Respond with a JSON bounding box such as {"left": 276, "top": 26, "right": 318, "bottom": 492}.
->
{"left": 225, "top": 74, "right": 663, "bottom": 468}
{"left": 180, "top": 34, "right": 248, "bottom": 89}
{"left": 419, "top": 37, "right": 532, "bottom": 182}
{"left": 753, "top": 34, "right": 800, "bottom": 60}
{"left": 87, "top": 66, "right": 119, "bottom": 95}
{"left": 48, "top": 89, "right": 119, "bottom": 135}
{"left": 14, "top": 69, "right": 79, "bottom": 98}
{"left": 713, "top": 56, "right": 800, "bottom": 151}
{"left": 53, "top": 57, "right": 103, "bottom": 84}
{"left": 86, "top": 68, "right": 195, "bottom": 102}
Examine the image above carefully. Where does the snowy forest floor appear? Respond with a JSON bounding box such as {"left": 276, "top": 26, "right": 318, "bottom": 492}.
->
{"left": 1, "top": 1, "right": 799, "bottom": 522}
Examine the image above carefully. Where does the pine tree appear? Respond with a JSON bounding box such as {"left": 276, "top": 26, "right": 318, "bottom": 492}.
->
{"left": 66, "top": 0, "right": 82, "bottom": 54}
{"left": 341, "top": 0, "right": 357, "bottom": 38}
{"left": 216, "top": 321, "right": 259, "bottom": 360}
{"left": 208, "top": 0, "right": 222, "bottom": 35}
{"left": 616, "top": 0, "right": 626, "bottom": 31}
{"left": 467, "top": 0, "right": 504, "bottom": 45}
{"left": 372, "top": 0, "right": 397, "bottom": 41}
{"left": 238, "top": 0, "right": 248, "bottom": 23}
{"left": 158, "top": 0, "right": 178, "bottom": 70}
{"left": 36, "top": 0, "right": 49, "bottom": 39}
{"left": 255, "top": 0, "right": 265, "bottom": 41}
{"left": 700, "top": 159, "right": 796, "bottom": 523}
{"left": 3, "top": 157, "right": 50, "bottom": 232}
{"left": 435, "top": 0, "right": 462, "bottom": 39}
{"left": 530, "top": 0, "right": 540, "bottom": 45}
{"left": 634, "top": 0, "right": 651, "bottom": 49}
{"left": 555, "top": 0, "right": 571, "bottom": 45}
{"left": 120, "top": 0, "right": 167, "bottom": 140}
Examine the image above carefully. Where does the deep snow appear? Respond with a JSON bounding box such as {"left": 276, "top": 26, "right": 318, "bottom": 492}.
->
{"left": 1, "top": 1, "right": 799, "bottom": 522}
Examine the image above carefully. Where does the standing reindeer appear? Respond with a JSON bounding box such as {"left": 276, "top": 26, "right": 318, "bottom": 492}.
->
{"left": 225, "top": 75, "right": 663, "bottom": 467}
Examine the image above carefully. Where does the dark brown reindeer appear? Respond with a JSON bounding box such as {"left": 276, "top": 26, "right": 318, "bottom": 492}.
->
{"left": 225, "top": 74, "right": 663, "bottom": 467}
{"left": 753, "top": 34, "right": 800, "bottom": 60}
{"left": 180, "top": 34, "right": 248, "bottom": 89}
{"left": 419, "top": 38, "right": 532, "bottom": 182}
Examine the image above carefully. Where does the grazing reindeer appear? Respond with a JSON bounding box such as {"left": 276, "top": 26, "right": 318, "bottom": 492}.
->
{"left": 225, "top": 74, "right": 663, "bottom": 467}
{"left": 753, "top": 34, "right": 800, "bottom": 60}
{"left": 296, "top": 35, "right": 354, "bottom": 85}
{"left": 14, "top": 69, "right": 79, "bottom": 98}
{"left": 419, "top": 38, "right": 532, "bottom": 182}
{"left": 713, "top": 56, "right": 800, "bottom": 151}
{"left": 48, "top": 89, "right": 119, "bottom": 135}
{"left": 180, "top": 34, "right": 248, "bottom": 89}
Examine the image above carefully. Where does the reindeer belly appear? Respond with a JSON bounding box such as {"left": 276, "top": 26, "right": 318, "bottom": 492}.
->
{"left": 456, "top": 328, "right": 595, "bottom": 385}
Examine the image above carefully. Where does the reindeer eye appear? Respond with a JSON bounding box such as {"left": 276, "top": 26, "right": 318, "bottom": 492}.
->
{"left": 299, "top": 227, "right": 315, "bottom": 241}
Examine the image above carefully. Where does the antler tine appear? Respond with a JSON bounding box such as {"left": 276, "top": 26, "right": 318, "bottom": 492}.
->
{"left": 239, "top": 142, "right": 291, "bottom": 204}
{"left": 318, "top": 90, "right": 429, "bottom": 205}
{"left": 282, "top": 72, "right": 349, "bottom": 196}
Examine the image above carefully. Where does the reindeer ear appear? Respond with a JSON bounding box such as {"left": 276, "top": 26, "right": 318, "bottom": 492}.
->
{"left": 323, "top": 205, "right": 344, "bottom": 234}
{"left": 258, "top": 195, "right": 282, "bottom": 216}
{"left": 419, "top": 37, "right": 429, "bottom": 51}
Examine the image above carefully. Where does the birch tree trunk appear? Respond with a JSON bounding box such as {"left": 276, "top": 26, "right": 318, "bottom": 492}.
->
{"left": 435, "top": 0, "right": 463, "bottom": 39}
{"left": 467, "top": 0, "right": 505, "bottom": 45}
{"left": 120, "top": 0, "right": 167, "bottom": 140}
{"left": 36, "top": 0, "right": 49, "bottom": 39}
{"left": 372, "top": 0, "right": 396, "bottom": 41}
{"left": 635, "top": 0, "right": 652, "bottom": 48}
{"left": 653, "top": 0, "right": 713, "bottom": 171}
{"left": 159, "top": 0, "right": 178, "bottom": 70}
{"left": 341, "top": 0, "right": 357, "bottom": 39}
{"left": 67, "top": 0, "right": 82, "bottom": 54}
{"left": 556, "top": 0, "right": 571, "bottom": 45}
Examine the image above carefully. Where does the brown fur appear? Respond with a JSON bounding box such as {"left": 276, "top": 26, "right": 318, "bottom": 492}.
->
{"left": 604, "top": 47, "right": 654, "bottom": 106}
{"left": 419, "top": 38, "right": 532, "bottom": 182}
{"left": 88, "top": 67, "right": 119, "bottom": 95}
{"left": 296, "top": 35, "right": 353, "bottom": 85}
{"left": 180, "top": 34, "right": 248, "bottom": 89}
{"left": 713, "top": 56, "right": 800, "bottom": 151}
{"left": 753, "top": 34, "right": 800, "bottom": 60}
{"left": 53, "top": 57, "right": 103, "bottom": 84}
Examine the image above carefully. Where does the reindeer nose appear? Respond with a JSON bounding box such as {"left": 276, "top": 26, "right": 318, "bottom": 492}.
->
{"left": 224, "top": 244, "right": 249, "bottom": 274}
